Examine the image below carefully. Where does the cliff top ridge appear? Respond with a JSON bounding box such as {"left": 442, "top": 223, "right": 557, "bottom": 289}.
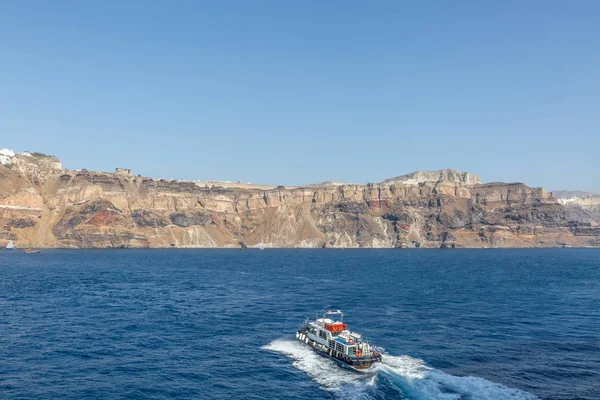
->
{"left": 381, "top": 169, "right": 482, "bottom": 186}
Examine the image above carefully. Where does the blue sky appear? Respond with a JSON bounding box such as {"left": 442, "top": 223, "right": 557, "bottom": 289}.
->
{"left": 1, "top": 1, "right": 599, "bottom": 191}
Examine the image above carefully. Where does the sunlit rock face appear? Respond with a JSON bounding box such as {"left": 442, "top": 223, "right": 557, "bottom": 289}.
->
{"left": 1, "top": 155, "right": 598, "bottom": 248}
{"left": 382, "top": 169, "right": 482, "bottom": 186}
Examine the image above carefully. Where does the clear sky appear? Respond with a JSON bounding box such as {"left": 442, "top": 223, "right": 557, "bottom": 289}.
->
{"left": 1, "top": 1, "right": 599, "bottom": 191}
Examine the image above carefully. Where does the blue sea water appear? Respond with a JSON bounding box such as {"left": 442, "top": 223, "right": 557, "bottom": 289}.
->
{"left": 0, "top": 249, "right": 599, "bottom": 400}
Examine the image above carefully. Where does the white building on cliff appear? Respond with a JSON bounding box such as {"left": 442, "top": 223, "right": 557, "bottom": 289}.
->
{"left": 0, "top": 149, "right": 15, "bottom": 165}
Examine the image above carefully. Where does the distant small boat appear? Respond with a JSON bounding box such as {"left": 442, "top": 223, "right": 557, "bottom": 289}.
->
{"left": 257, "top": 243, "right": 265, "bottom": 250}
{"left": 6, "top": 240, "right": 15, "bottom": 251}
{"left": 24, "top": 248, "right": 42, "bottom": 254}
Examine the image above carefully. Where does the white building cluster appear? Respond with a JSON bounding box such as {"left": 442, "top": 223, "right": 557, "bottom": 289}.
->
{"left": 0, "top": 149, "right": 39, "bottom": 165}
{"left": 557, "top": 197, "right": 580, "bottom": 205}
{"left": 0, "top": 148, "right": 15, "bottom": 165}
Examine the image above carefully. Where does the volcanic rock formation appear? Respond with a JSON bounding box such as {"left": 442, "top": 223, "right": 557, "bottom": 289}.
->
{"left": 1, "top": 151, "right": 598, "bottom": 248}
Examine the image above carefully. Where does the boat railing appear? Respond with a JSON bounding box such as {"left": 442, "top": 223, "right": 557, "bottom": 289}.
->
{"left": 298, "top": 318, "right": 310, "bottom": 332}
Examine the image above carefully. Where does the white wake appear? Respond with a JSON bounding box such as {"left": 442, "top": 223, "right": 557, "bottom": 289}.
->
{"left": 263, "top": 339, "right": 375, "bottom": 398}
{"left": 264, "top": 339, "right": 539, "bottom": 400}
{"left": 377, "top": 354, "right": 539, "bottom": 400}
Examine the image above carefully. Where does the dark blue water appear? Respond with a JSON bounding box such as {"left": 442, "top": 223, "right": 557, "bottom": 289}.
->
{"left": 1, "top": 249, "right": 599, "bottom": 399}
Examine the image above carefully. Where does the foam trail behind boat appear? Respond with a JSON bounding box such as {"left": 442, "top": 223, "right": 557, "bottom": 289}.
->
{"left": 263, "top": 339, "right": 375, "bottom": 398}
{"left": 378, "top": 354, "right": 540, "bottom": 400}
{"left": 264, "top": 338, "right": 540, "bottom": 400}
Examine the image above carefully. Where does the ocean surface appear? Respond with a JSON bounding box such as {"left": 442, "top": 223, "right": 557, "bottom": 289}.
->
{"left": 0, "top": 249, "right": 599, "bottom": 400}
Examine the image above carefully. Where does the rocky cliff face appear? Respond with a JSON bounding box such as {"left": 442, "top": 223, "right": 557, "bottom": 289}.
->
{"left": 1, "top": 153, "right": 598, "bottom": 248}
{"left": 382, "top": 169, "right": 482, "bottom": 186}
{"left": 553, "top": 191, "right": 600, "bottom": 234}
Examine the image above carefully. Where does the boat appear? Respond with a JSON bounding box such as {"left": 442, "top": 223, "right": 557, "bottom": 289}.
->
{"left": 5, "top": 240, "right": 15, "bottom": 251}
{"left": 296, "top": 309, "right": 384, "bottom": 370}
{"left": 24, "top": 248, "right": 42, "bottom": 254}
{"left": 257, "top": 243, "right": 265, "bottom": 250}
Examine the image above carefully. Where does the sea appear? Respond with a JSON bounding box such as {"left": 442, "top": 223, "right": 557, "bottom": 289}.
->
{"left": 0, "top": 249, "right": 598, "bottom": 400}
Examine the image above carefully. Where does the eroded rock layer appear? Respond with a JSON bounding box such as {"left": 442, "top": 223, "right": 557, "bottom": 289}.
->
{"left": 1, "top": 153, "right": 598, "bottom": 248}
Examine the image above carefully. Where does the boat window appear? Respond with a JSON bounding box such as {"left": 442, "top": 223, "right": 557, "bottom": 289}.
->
{"left": 319, "top": 330, "right": 327, "bottom": 340}
{"left": 348, "top": 347, "right": 356, "bottom": 355}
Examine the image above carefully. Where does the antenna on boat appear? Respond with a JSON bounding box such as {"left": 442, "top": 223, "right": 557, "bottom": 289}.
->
{"left": 317, "top": 305, "right": 331, "bottom": 319}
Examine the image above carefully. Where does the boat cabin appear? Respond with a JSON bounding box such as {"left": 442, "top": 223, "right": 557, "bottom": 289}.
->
{"left": 305, "top": 310, "right": 370, "bottom": 358}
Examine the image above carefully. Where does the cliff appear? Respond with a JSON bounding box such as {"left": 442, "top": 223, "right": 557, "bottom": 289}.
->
{"left": 553, "top": 191, "right": 600, "bottom": 231}
{"left": 1, "top": 151, "right": 598, "bottom": 249}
